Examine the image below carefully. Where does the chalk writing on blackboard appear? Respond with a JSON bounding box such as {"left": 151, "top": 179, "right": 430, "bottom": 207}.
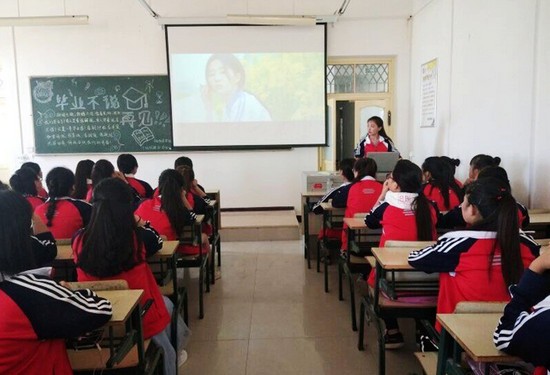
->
{"left": 31, "top": 76, "right": 172, "bottom": 154}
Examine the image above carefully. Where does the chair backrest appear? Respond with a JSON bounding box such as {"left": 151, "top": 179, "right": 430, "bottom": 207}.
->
{"left": 56, "top": 238, "right": 71, "bottom": 245}
{"left": 537, "top": 238, "right": 550, "bottom": 247}
{"left": 528, "top": 208, "right": 550, "bottom": 214}
{"left": 64, "top": 279, "right": 129, "bottom": 291}
{"left": 454, "top": 301, "right": 507, "bottom": 314}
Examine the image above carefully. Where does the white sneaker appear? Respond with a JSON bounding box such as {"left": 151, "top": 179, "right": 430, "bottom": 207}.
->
{"left": 178, "top": 349, "right": 188, "bottom": 366}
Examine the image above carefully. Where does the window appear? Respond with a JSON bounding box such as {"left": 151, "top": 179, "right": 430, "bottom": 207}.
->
{"left": 327, "top": 63, "right": 389, "bottom": 94}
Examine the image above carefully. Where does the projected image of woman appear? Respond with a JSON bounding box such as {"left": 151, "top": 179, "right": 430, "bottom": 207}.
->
{"left": 202, "top": 54, "right": 271, "bottom": 122}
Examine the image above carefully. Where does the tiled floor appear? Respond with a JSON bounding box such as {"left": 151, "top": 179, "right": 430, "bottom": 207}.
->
{"left": 178, "top": 240, "right": 424, "bottom": 375}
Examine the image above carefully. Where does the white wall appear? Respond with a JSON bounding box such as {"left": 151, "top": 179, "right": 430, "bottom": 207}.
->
{"left": 410, "top": 0, "right": 547, "bottom": 205}
{"left": 1, "top": 0, "right": 413, "bottom": 209}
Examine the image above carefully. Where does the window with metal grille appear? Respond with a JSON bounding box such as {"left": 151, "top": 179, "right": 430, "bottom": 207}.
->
{"left": 327, "top": 63, "right": 389, "bottom": 94}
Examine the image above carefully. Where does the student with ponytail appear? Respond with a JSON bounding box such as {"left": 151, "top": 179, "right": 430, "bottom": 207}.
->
{"left": 73, "top": 178, "right": 188, "bottom": 374}
{"left": 72, "top": 159, "right": 94, "bottom": 200}
{"left": 364, "top": 159, "right": 438, "bottom": 348}
{"left": 422, "top": 156, "right": 464, "bottom": 212}
{"left": 409, "top": 177, "right": 539, "bottom": 332}
{"left": 464, "top": 154, "right": 501, "bottom": 186}
{"left": 35, "top": 167, "right": 92, "bottom": 240}
{"left": 9, "top": 167, "right": 45, "bottom": 211}
{"left": 135, "top": 169, "right": 209, "bottom": 256}
{"left": 340, "top": 158, "right": 383, "bottom": 252}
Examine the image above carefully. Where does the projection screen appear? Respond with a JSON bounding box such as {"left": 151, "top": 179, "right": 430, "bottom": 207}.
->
{"left": 166, "top": 24, "right": 327, "bottom": 149}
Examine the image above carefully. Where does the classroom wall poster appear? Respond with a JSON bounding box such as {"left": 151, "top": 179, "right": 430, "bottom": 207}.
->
{"left": 420, "top": 58, "right": 438, "bottom": 128}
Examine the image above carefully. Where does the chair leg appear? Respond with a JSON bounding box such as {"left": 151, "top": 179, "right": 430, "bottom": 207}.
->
{"left": 198, "top": 265, "right": 204, "bottom": 319}
{"left": 307, "top": 236, "right": 312, "bottom": 270}
{"left": 205, "top": 261, "right": 210, "bottom": 293}
{"left": 210, "top": 244, "right": 216, "bottom": 285}
{"left": 324, "top": 252, "right": 329, "bottom": 293}
{"left": 338, "top": 261, "right": 344, "bottom": 301}
{"left": 348, "top": 272, "right": 357, "bottom": 331}
{"left": 374, "top": 316, "right": 386, "bottom": 375}
{"left": 316, "top": 239, "right": 321, "bottom": 273}
{"left": 183, "top": 289, "right": 189, "bottom": 326}
{"left": 217, "top": 239, "right": 221, "bottom": 267}
{"left": 358, "top": 298, "right": 366, "bottom": 350}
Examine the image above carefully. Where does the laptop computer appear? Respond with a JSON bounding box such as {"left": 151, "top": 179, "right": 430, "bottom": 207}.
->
{"left": 366, "top": 152, "right": 400, "bottom": 178}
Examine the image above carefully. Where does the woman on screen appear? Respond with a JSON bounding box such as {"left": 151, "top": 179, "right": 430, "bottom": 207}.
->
{"left": 201, "top": 54, "right": 271, "bottom": 122}
{"left": 354, "top": 116, "right": 398, "bottom": 158}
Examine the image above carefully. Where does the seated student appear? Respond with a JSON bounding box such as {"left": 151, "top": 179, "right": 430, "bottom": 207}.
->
{"left": 9, "top": 167, "right": 45, "bottom": 211}
{"left": 409, "top": 178, "right": 539, "bottom": 333}
{"left": 177, "top": 165, "right": 214, "bottom": 235}
{"left": 464, "top": 154, "right": 501, "bottom": 186}
{"left": 117, "top": 153, "right": 153, "bottom": 199}
{"left": 0, "top": 189, "right": 112, "bottom": 374}
{"left": 1, "top": 180, "right": 57, "bottom": 266}
{"left": 438, "top": 165, "right": 530, "bottom": 230}
{"left": 422, "top": 156, "right": 464, "bottom": 212}
{"left": 365, "top": 159, "right": 438, "bottom": 349}
{"left": 73, "top": 178, "right": 188, "bottom": 374}
{"left": 136, "top": 170, "right": 210, "bottom": 259}
{"left": 311, "top": 158, "right": 355, "bottom": 214}
{"left": 72, "top": 159, "right": 94, "bottom": 200}
{"left": 86, "top": 159, "right": 137, "bottom": 203}
{"left": 493, "top": 248, "right": 550, "bottom": 373}
{"left": 21, "top": 161, "right": 48, "bottom": 198}
{"left": 35, "top": 167, "right": 92, "bottom": 240}
{"left": 340, "top": 158, "right": 383, "bottom": 252}
{"left": 174, "top": 156, "right": 207, "bottom": 193}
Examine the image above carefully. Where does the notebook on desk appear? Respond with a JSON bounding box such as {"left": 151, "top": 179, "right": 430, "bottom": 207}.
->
{"left": 366, "top": 152, "right": 400, "bottom": 175}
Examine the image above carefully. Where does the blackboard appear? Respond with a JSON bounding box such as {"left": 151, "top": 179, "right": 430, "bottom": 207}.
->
{"left": 30, "top": 75, "right": 172, "bottom": 154}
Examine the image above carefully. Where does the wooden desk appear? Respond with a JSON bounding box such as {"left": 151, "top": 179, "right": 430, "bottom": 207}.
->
{"left": 96, "top": 289, "right": 143, "bottom": 325}
{"left": 343, "top": 217, "right": 367, "bottom": 230}
{"left": 68, "top": 289, "right": 145, "bottom": 370}
{"left": 436, "top": 313, "right": 520, "bottom": 375}
{"left": 528, "top": 212, "right": 550, "bottom": 225}
{"left": 206, "top": 190, "right": 221, "bottom": 229}
{"left": 371, "top": 247, "right": 415, "bottom": 270}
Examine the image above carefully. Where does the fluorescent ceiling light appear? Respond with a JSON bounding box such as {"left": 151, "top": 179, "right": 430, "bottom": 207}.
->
{"left": 226, "top": 14, "right": 316, "bottom": 26}
{"left": 0, "top": 15, "right": 89, "bottom": 27}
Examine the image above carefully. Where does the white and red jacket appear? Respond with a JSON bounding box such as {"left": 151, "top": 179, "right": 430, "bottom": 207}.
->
{"left": 422, "top": 183, "right": 461, "bottom": 212}
{"left": 354, "top": 135, "right": 398, "bottom": 158}
{"left": 408, "top": 230, "right": 539, "bottom": 331}
{"left": 0, "top": 269, "right": 112, "bottom": 374}
{"left": 365, "top": 191, "right": 438, "bottom": 247}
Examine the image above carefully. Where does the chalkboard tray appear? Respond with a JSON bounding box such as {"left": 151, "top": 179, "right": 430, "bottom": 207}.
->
{"left": 30, "top": 75, "right": 173, "bottom": 154}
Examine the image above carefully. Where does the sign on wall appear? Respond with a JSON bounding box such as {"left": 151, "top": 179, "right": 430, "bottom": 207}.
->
{"left": 420, "top": 58, "right": 438, "bottom": 128}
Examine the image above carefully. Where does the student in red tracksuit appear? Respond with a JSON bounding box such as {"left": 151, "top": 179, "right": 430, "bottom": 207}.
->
{"left": 177, "top": 165, "right": 213, "bottom": 236}
{"left": 35, "top": 167, "right": 92, "bottom": 240}
{"left": 463, "top": 154, "right": 501, "bottom": 186}
{"left": 86, "top": 159, "right": 139, "bottom": 204}
{"left": 0, "top": 189, "right": 112, "bottom": 375}
{"left": 135, "top": 169, "right": 210, "bottom": 258}
{"left": 21, "top": 161, "right": 48, "bottom": 198}
{"left": 365, "top": 159, "right": 438, "bottom": 349}
{"left": 340, "top": 158, "right": 383, "bottom": 251}
{"left": 73, "top": 178, "right": 187, "bottom": 375}
{"left": 72, "top": 159, "right": 94, "bottom": 200}
{"left": 421, "top": 156, "right": 464, "bottom": 212}
{"left": 353, "top": 116, "right": 399, "bottom": 158}
{"left": 9, "top": 167, "right": 45, "bottom": 211}
{"left": 409, "top": 177, "right": 539, "bottom": 333}
{"left": 117, "top": 153, "right": 153, "bottom": 199}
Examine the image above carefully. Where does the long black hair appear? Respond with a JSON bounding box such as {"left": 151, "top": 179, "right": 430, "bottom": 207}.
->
{"left": 352, "top": 157, "right": 377, "bottom": 183}
{"left": 76, "top": 178, "right": 142, "bottom": 277}
{"left": 470, "top": 154, "right": 501, "bottom": 172}
{"left": 159, "top": 169, "right": 188, "bottom": 237}
{"left": 392, "top": 160, "right": 434, "bottom": 241}
{"left": 440, "top": 156, "right": 460, "bottom": 176}
{"left": 465, "top": 177, "right": 522, "bottom": 286}
{"left": 368, "top": 116, "right": 394, "bottom": 144}
{"left": 0, "top": 190, "right": 35, "bottom": 275}
{"left": 339, "top": 158, "right": 356, "bottom": 182}
{"left": 9, "top": 167, "right": 39, "bottom": 196}
{"left": 45, "top": 167, "right": 75, "bottom": 227}
{"left": 422, "top": 156, "right": 464, "bottom": 210}
{"left": 73, "top": 159, "right": 94, "bottom": 200}
{"left": 91, "top": 159, "right": 115, "bottom": 188}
